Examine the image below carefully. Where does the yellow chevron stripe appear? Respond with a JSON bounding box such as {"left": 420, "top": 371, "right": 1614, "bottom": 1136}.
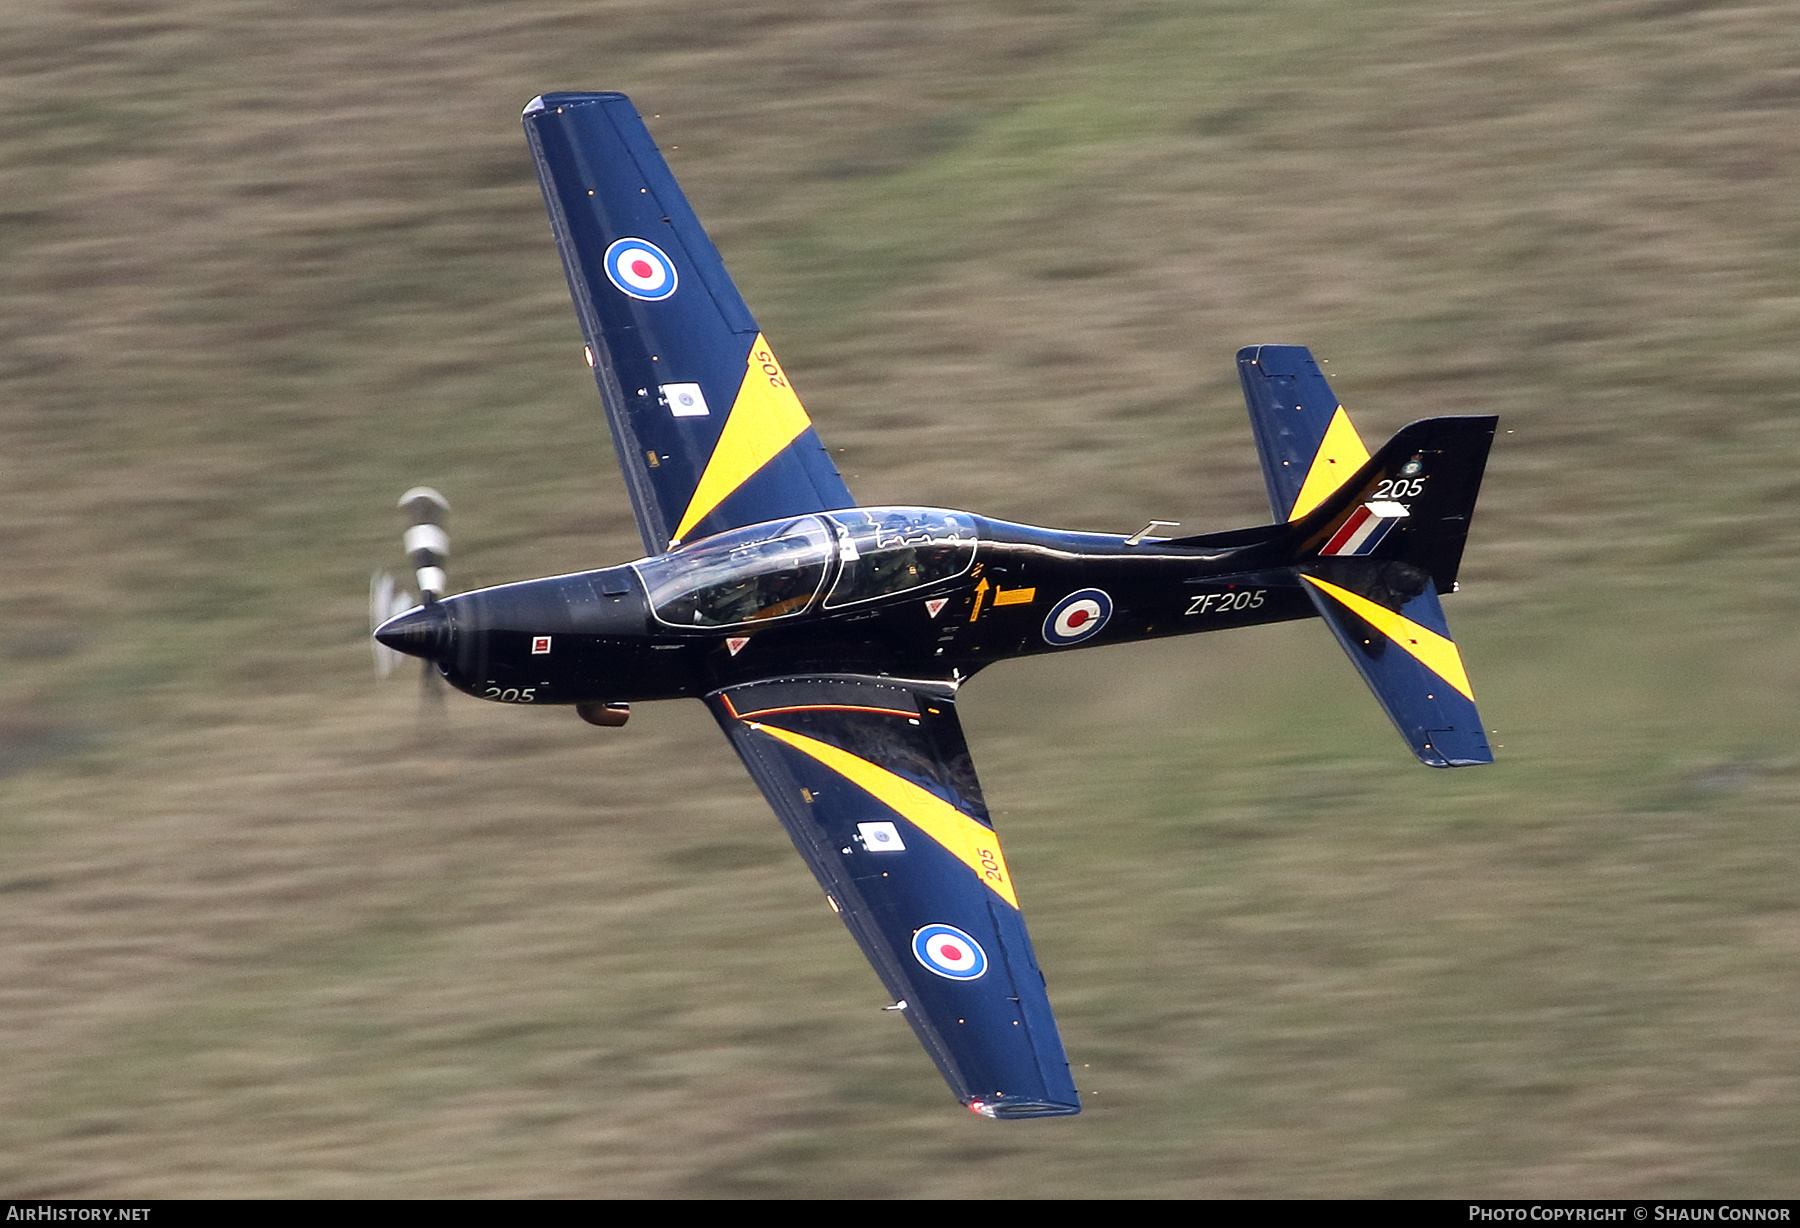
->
{"left": 750, "top": 722, "right": 1020, "bottom": 909}
{"left": 670, "top": 335, "right": 814, "bottom": 544}
{"left": 1289, "top": 406, "right": 1371, "bottom": 520}
{"left": 1302, "top": 575, "right": 1474, "bottom": 700}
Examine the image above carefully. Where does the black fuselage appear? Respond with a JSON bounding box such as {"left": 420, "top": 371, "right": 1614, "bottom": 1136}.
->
{"left": 376, "top": 506, "right": 1323, "bottom": 709}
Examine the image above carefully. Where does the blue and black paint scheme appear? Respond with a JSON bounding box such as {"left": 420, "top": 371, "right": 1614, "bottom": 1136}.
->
{"left": 523, "top": 92, "right": 852, "bottom": 554}
{"left": 711, "top": 676, "right": 1078, "bottom": 1118}
{"left": 376, "top": 94, "right": 1499, "bottom": 1119}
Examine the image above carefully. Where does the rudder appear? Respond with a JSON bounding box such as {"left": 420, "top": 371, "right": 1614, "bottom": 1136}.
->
{"left": 1282, "top": 414, "right": 1498, "bottom": 768}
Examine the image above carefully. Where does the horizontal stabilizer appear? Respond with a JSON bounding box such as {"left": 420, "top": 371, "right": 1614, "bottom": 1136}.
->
{"left": 1302, "top": 566, "right": 1491, "bottom": 767}
{"left": 1239, "top": 345, "right": 1369, "bottom": 521}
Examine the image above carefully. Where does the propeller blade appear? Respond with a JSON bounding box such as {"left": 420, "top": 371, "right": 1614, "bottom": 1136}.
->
{"left": 369, "top": 570, "right": 415, "bottom": 680}
{"left": 399, "top": 487, "right": 450, "bottom": 602}
{"left": 376, "top": 488, "right": 453, "bottom": 738}
{"left": 419, "top": 655, "right": 447, "bottom": 723}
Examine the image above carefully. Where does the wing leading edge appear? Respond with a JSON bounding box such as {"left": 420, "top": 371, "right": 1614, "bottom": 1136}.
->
{"left": 705, "top": 675, "right": 1080, "bottom": 1118}
{"left": 524, "top": 93, "right": 853, "bottom": 554}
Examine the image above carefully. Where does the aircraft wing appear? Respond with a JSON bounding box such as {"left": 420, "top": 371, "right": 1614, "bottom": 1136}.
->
{"left": 524, "top": 93, "right": 854, "bottom": 554}
{"left": 704, "top": 675, "right": 1081, "bottom": 1118}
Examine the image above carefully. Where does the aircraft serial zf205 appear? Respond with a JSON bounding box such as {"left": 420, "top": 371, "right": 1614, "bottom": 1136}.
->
{"left": 374, "top": 92, "right": 1497, "bottom": 1119}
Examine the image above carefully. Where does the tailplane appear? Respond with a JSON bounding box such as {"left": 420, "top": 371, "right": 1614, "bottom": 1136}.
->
{"left": 1299, "top": 563, "right": 1491, "bottom": 767}
{"left": 1232, "top": 347, "right": 1498, "bottom": 768}
{"left": 1238, "top": 344, "right": 1370, "bottom": 522}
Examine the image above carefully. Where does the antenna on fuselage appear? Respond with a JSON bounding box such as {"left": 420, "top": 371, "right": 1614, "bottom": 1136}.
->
{"left": 1125, "top": 520, "right": 1182, "bottom": 546}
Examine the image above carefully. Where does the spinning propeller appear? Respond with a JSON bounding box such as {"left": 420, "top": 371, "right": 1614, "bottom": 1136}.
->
{"left": 370, "top": 486, "right": 632, "bottom": 728}
{"left": 369, "top": 569, "right": 413, "bottom": 680}
{"left": 371, "top": 488, "right": 451, "bottom": 707}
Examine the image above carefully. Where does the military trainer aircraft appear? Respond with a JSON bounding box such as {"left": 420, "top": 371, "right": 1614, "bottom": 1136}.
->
{"left": 373, "top": 92, "right": 1496, "bottom": 1119}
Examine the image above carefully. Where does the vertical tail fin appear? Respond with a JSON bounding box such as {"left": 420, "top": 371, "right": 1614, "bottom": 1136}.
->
{"left": 1287, "top": 414, "right": 1496, "bottom": 594}
{"left": 1247, "top": 384, "right": 1498, "bottom": 769}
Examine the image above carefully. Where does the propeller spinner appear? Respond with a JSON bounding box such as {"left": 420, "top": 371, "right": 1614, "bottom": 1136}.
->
{"left": 369, "top": 486, "right": 631, "bottom": 729}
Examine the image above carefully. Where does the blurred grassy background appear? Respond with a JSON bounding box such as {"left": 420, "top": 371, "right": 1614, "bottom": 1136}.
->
{"left": 2, "top": 0, "right": 1799, "bottom": 1197}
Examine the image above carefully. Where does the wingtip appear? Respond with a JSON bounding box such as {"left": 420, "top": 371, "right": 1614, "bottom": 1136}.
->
{"left": 1417, "top": 728, "right": 1494, "bottom": 768}
{"left": 522, "top": 91, "right": 634, "bottom": 119}
{"left": 966, "top": 1096, "right": 1082, "bottom": 1120}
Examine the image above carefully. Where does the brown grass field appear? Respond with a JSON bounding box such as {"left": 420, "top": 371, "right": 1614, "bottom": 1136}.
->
{"left": 3, "top": 0, "right": 1800, "bottom": 1197}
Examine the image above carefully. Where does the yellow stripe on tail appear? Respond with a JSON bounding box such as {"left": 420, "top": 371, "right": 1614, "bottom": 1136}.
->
{"left": 1301, "top": 575, "right": 1474, "bottom": 700}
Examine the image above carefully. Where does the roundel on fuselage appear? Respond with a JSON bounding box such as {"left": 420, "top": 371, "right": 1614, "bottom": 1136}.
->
{"left": 1042, "top": 588, "right": 1112, "bottom": 647}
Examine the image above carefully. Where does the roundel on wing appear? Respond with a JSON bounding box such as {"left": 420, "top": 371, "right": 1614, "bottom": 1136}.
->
{"left": 1042, "top": 588, "right": 1113, "bottom": 647}
{"left": 912, "top": 923, "right": 988, "bottom": 981}
{"left": 603, "top": 237, "right": 679, "bottom": 301}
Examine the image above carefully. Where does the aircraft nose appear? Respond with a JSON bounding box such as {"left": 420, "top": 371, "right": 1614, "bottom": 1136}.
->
{"left": 374, "top": 602, "right": 451, "bottom": 661}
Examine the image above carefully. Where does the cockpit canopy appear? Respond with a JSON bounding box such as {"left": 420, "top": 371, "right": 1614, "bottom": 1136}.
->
{"left": 638, "top": 515, "right": 834, "bottom": 628}
{"left": 635, "top": 508, "right": 977, "bottom": 628}
{"left": 823, "top": 507, "right": 977, "bottom": 609}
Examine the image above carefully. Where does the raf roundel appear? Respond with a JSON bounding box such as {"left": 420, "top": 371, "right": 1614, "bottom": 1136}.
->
{"left": 602, "top": 237, "right": 679, "bottom": 301}
{"left": 1042, "top": 588, "right": 1113, "bottom": 647}
{"left": 913, "top": 923, "right": 988, "bottom": 981}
